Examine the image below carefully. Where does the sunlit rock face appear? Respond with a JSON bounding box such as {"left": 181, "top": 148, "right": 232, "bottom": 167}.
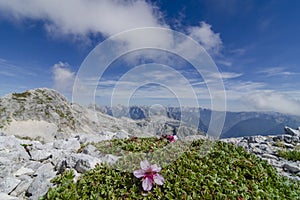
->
{"left": 0, "top": 88, "right": 202, "bottom": 142}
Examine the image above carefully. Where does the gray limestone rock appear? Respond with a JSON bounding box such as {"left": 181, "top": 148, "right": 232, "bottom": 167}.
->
{"left": 82, "top": 144, "right": 103, "bottom": 157}
{"left": 284, "top": 135, "right": 292, "bottom": 143}
{"left": 243, "top": 136, "right": 266, "bottom": 144}
{"left": 0, "top": 177, "right": 21, "bottom": 194}
{"left": 53, "top": 138, "right": 80, "bottom": 152}
{"left": 285, "top": 126, "right": 300, "bottom": 137}
{"left": 10, "top": 175, "right": 33, "bottom": 197}
{"left": 284, "top": 143, "right": 295, "bottom": 149}
{"left": 292, "top": 136, "right": 299, "bottom": 143}
{"left": 26, "top": 163, "right": 56, "bottom": 200}
{"left": 283, "top": 163, "right": 300, "bottom": 174}
{"left": 273, "top": 135, "right": 284, "bottom": 142}
{"left": 0, "top": 193, "right": 19, "bottom": 200}
{"left": 77, "top": 133, "right": 113, "bottom": 144}
{"left": 237, "top": 142, "right": 248, "bottom": 149}
{"left": 13, "top": 166, "right": 34, "bottom": 177}
{"left": 74, "top": 154, "right": 103, "bottom": 173}
{"left": 101, "top": 154, "right": 120, "bottom": 165}
{"left": 183, "top": 135, "right": 209, "bottom": 141}
{"left": 30, "top": 149, "right": 52, "bottom": 162}
{"left": 24, "top": 161, "right": 43, "bottom": 172}
{"left": 251, "top": 147, "right": 263, "bottom": 154}
{"left": 113, "top": 131, "right": 130, "bottom": 139}
{"left": 55, "top": 159, "right": 67, "bottom": 174}
{"left": 262, "top": 154, "right": 279, "bottom": 160}
{"left": 257, "top": 143, "right": 269, "bottom": 151}
{"left": 0, "top": 136, "right": 30, "bottom": 161}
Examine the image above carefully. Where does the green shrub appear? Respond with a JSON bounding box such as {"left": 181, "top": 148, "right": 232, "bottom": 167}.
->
{"left": 278, "top": 149, "right": 300, "bottom": 162}
{"left": 41, "top": 138, "right": 300, "bottom": 200}
{"left": 275, "top": 140, "right": 285, "bottom": 148}
{"left": 95, "top": 137, "right": 169, "bottom": 155}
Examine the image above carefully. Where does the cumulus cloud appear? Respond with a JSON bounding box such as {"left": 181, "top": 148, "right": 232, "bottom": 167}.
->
{"left": 53, "top": 62, "right": 75, "bottom": 93}
{"left": 0, "top": 1, "right": 224, "bottom": 56}
{"left": 0, "top": 0, "right": 164, "bottom": 38}
{"left": 187, "top": 21, "right": 223, "bottom": 54}
{"left": 243, "top": 92, "right": 300, "bottom": 116}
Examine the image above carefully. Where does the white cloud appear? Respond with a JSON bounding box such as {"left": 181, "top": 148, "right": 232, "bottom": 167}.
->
{"left": 187, "top": 21, "right": 223, "bottom": 54}
{"left": 243, "top": 92, "right": 300, "bottom": 116}
{"left": 258, "top": 67, "right": 299, "bottom": 77}
{"left": 52, "top": 62, "right": 75, "bottom": 93}
{"left": 0, "top": 1, "right": 223, "bottom": 56}
{"left": 0, "top": 0, "right": 164, "bottom": 38}
{"left": 211, "top": 72, "right": 242, "bottom": 79}
{"left": 211, "top": 79, "right": 300, "bottom": 115}
{"left": 227, "top": 81, "right": 265, "bottom": 92}
{"left": 216, "top": 60, "right": 232, "bottom": 67}
{"left": 0, "top": 0, "right": 226, "bottom": 66}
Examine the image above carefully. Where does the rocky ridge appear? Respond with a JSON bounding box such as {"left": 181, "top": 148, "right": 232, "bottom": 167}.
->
{"left": 0, "top": 88, "right": 201, "bottom": 142}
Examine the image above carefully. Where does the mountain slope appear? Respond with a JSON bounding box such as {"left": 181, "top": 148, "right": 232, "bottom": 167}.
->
{"left": 0, "top": 88, "right": 202, "bottom": 141}
{"left": 0, "top": 88, "right": 140, "bottom": 141}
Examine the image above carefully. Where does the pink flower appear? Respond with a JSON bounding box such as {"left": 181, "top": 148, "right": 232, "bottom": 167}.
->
{"left": 161, "top": 134, "right": 178, "bottom": 143}
{"left": 167, "top": 135, "right": 178, "bottom": 143}
{"left": 133, "top": 160, "right": 164, "bottom": 191}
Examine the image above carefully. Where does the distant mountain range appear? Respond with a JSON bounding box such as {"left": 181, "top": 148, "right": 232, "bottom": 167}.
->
{"left": 96, "top": 105, "right": 300, "bottom": 138}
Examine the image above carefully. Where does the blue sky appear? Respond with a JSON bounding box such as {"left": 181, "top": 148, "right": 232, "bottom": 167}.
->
{"left": 0, "top": 0, "right": 300, "bottom": 115}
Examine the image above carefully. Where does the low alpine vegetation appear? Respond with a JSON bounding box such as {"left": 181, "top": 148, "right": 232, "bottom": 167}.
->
{"left": 42, "top": 138, "right": 300, "bottom": 199}
{"left": 278, "top": 149, "right": 300, "bottom": 162}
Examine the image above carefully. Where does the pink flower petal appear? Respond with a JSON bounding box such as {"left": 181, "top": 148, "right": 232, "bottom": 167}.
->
{"left": 140, "top": 160, "right": 151, "bottom": 170}
{"left": 153, "top": 173, "right": 164, "bottom": 185}
{"left": 151, "top": 164, "right": 161, "bottom": 172}
{"left": 142, "top": 177, "right": 153, "bottom": 191}
{"left": 133, "top": 169, "right": 145, "bottom": 178}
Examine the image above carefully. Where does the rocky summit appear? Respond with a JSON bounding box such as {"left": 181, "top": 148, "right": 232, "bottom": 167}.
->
{"left": 0, "top": 88, "right": 299, "bottom": 199}
{"left": 0, "top": 88, "right": 201, "bottom": 142}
